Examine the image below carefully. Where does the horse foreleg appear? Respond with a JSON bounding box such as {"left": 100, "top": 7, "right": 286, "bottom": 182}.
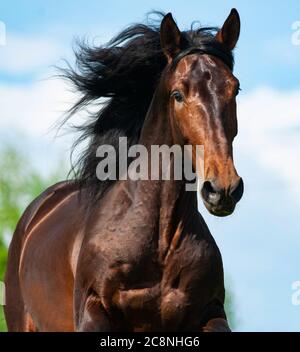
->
{"left": 200, "top": 301, "right": 231, "bottom": 332}
{"left": 76, "top": 295, "right": 112, "bottom": 332}
{"left": 202, "top": 318, "right": 231, "bottom": 332}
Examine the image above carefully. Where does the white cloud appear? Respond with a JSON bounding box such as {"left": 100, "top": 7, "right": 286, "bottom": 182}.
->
{"left": 237, "top": 87, "right": 300, "bottom": 201}
{"left": 0, "top": 30, "right": 114, "bottom": 75}
{"left": 0, "top": 35, "right": 68, "bottom": 74}
{"left": 0, "top": 76, "right": 78, "bottom": 176}
{"left": 0, "top": 74, "right": 97, "bottom": 177}
{"left": 0, "top": 77, "right": 75, "bottom": 136}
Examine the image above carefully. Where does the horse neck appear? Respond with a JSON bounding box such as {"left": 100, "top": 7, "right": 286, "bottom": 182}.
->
{"left": 132, "top": 89, "right": 198, "bottom": 259}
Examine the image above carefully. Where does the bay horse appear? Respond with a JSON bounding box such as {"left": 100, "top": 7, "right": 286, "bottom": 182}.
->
{"left": 4, "top": 9, "right": 243, "bottom": 332}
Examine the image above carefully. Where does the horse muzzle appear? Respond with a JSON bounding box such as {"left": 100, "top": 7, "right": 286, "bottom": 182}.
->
{"left": 201, "top": 177, "right": 244, "bottom": 217}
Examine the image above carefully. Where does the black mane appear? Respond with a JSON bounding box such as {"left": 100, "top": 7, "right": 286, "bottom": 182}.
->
{"left": 61, "top": 12, "right": 234, "bottom": 200}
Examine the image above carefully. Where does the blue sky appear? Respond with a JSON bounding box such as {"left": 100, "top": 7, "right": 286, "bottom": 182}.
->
{"left": 1, "top": 0, "right": 300, "bottom": 89}
{"left": 1, "top": 0, "right": 300, "bottom": 331}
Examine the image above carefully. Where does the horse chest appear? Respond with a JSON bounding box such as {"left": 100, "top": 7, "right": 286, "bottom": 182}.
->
{"left": 98, "top": 234, "right": 222, "bottom": 330}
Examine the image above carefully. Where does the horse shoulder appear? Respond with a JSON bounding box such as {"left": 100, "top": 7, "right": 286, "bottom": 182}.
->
{"left": 22, "top": 180, "right": 78, "bottom": 235}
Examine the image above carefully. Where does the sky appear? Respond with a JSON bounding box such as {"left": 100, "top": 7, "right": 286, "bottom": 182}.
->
{"left": 0, "top": 0, "right": 300, "bottom": 331}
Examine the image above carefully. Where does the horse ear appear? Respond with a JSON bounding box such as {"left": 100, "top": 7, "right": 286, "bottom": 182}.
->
{"left": 160, "top": 13, "right": 182, "bottom": 63}
{"left": 216, "top": 8, "right": 240, "bottom": 50}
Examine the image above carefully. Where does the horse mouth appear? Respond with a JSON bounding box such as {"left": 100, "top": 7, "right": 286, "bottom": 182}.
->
{"left": 202, "top": 199, "right": 236, "bottom": 217}
{"left": 200, "top": 178, "right": 244, "bottom": 217}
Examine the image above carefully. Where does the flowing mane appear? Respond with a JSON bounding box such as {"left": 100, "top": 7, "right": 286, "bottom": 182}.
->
{"left": 61, "top": 12, "right": 234, "bottom": 199}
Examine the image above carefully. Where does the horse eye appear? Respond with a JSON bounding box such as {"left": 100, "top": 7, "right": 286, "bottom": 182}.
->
{"left": 235, "top": 86, "right": 241, "bottom": 96}
{"left": 171, "top": 91, "right": 184, "bottom": 103}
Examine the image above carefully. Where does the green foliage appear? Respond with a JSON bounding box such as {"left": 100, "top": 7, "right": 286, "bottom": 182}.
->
{"left": 0, "top": 145, "right": 66, "bottom": 331}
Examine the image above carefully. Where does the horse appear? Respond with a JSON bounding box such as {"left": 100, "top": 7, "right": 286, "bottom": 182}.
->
{"left": 4, "top": 9, "right": 243, "bottom": 332}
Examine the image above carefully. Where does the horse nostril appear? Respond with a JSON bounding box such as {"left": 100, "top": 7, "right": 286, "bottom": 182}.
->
{"left": 230, "top": 178, "right": 244, "bottom": 203}
{"left": 201, "top": 181, "right": 221, "bottom": 205}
